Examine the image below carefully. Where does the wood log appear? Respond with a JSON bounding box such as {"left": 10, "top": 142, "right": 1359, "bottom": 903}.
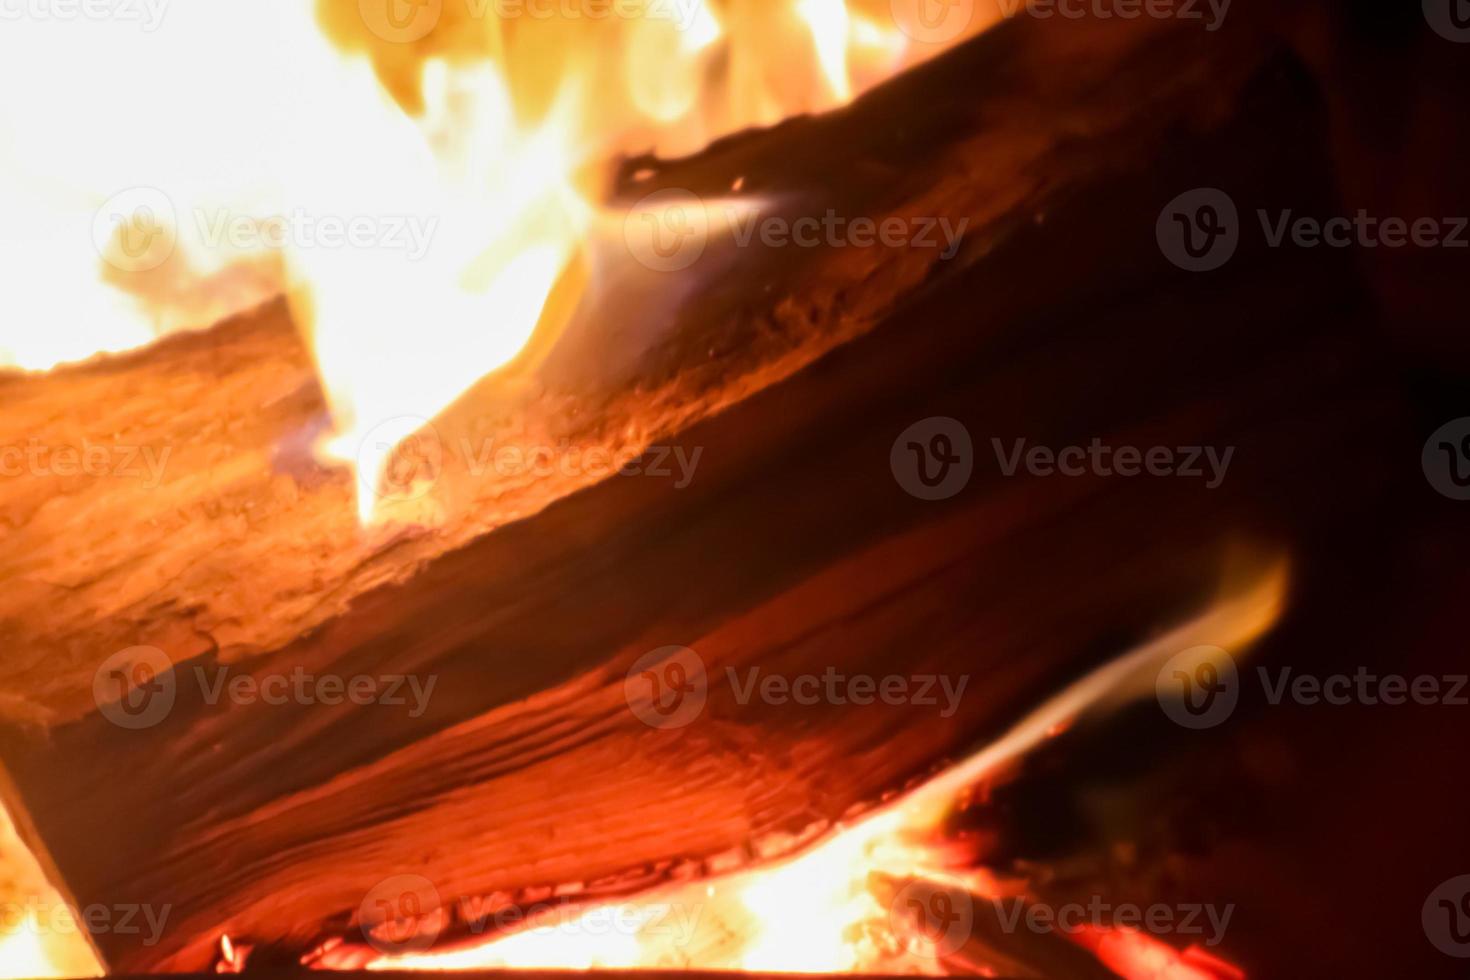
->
{"left": 0, "top": 6, "right": 1421, "bottom": 975}
{"left": 0, "top": 11, "right": 1269, "bottom": 729}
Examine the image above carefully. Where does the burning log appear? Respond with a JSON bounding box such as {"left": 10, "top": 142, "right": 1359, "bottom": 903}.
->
{"left": 0, "top": 6, "right": 1421, "bottom": 976}
{"left": 0, "top": 12, "right": 1274, "bottom": 729}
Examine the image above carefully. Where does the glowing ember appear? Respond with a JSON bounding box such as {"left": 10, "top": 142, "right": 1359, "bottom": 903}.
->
{"left": 313, "top": 560, "right": 1285, "bottom": 976}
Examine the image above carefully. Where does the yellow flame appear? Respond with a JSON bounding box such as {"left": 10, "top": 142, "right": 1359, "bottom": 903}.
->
{"left": 0, "top": 0, "right": 978, "bottom": 523}
{"left": 287, "top": 57, "right": 589, "bottom": 522}
{"left": 0, "top": 795, "right": 105, "bottom": 980}
{"left": 0, "top": 916, "right": 60, "bottom": 980}
{"left": 796, "top": 0, "right": 853, "bottom": 102}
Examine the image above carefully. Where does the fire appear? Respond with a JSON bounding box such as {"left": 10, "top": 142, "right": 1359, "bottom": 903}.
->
{"left": 0, "top": 0, "right": 990, "bottom": 523}
{"left": 0, "top": 797, "right": 105, "bottom": 980}
{"left": 0, "top": 916, "right": 60, "bottom": 980}
{"left": 318, "top": 559, "right": 1286, "bottom": 976}
{"left": 285, "top": 58, "right": 590, "bottom": 522}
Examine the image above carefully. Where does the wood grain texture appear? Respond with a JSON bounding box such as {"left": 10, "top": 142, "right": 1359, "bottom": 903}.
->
{"left": 0, "top": 13, "right": 1265, "bottom": 729}
{"left": 0, "top": 8, "right": 1406, "bottom": 975}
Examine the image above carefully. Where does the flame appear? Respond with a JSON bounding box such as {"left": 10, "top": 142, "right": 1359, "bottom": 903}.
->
{"left": 0, "top": 0, "right": 985, "bottom": 523}
{"left": 0, "top": 797, "right": 105, "bottom": 980}
{"left": 295, "top": 0, "right": 929, "bottom": 523}
{"left": 285, "top": 58, "right": 590, "bottom": 522}
{"left": 0, "top": 916, "right": 60, "bottom": 980}
{"left": 325, "top": 558, "right": 1286, "bottom": 976}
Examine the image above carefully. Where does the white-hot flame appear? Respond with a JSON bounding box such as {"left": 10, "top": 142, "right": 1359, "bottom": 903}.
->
{"left": 0, "top": 0, "right": 995, "bottom": 523}
{"left": 0, "top": 797, "right": 105, "bottom": 980}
